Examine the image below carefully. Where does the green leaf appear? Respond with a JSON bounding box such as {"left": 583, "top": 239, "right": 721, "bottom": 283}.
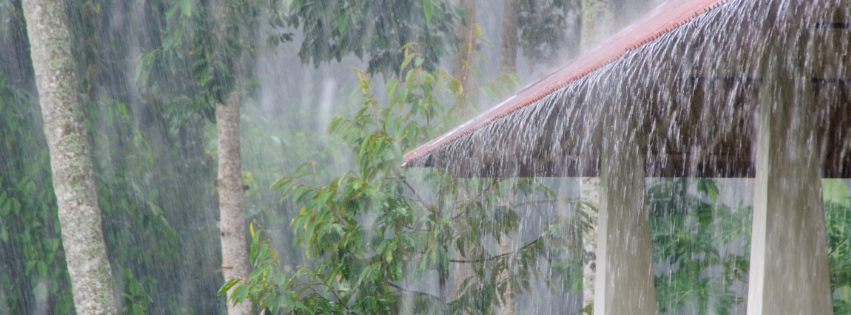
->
{"left": 166, "top": 3, "right": 178, "bottom": 20}
{"left": 179, "top": 0, "right": 192, "bottom": 17}
{"left": 423, "top": 0, "right": 434, "bottom": 22}
{"left": 335, "top": 14, "right": 348, "bottom": 34}
{"left": 231, "top": 285, "right": 249, "bottom": 303}
{"left": 400, "top": 53, "right": 417, "bottom": 71}
{"left": 163, "top": 27, "right": 184, "bottom": 49}
{"left": 396, "top": 87, "right": 408, "bottom": 105}
{"left": 36, "top": 261, "right": 46, "bottom": 276}
{"left": 199, "top": 67, "right": 211, "bottom": 86}
{"left": 33, "top": 282, "right": 47, "bottom": 301}
{"left": 219, "top": 279, "right": 241, "bottom": 296}
{"left": 25, "top": 260, "right": 36, "bottom": 276}
{"left": 385, "top": 79, "right": 398, "bottom": 103}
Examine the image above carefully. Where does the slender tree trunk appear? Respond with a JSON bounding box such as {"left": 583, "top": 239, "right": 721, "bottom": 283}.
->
{"left": 609, "top": 0, "right": 626, "bottom": 30}
{"left": 579, "top": 177, "right": 599, "bottom": 313}
{"left": 579, "top": 0, "right": 613, "bottom": 52}
{"left": 450, "top": 186, "right": 482, "bottom": 314}
{"left": 496, "top": 242, "right": 515, "bottom": 315}
{"left": 452, "top": 0, "right": 477, "bottom": 108}
{"left": 451, "top": 249, "right": 474, "bottom": 310}
{"left": 500, "top": 0, "right": 519, "bottom": 74}
{"left": 22, "top": 1, "right": 116, "bottom": 314}
{"left": 609, "top": 0, "right": 652, "bottom": 30}
{"left": 496, "top": 195, "right": 515, "bottom": 315}
{"left": 566, "top": 0, "right": 583, "bottom": 59}
{"left": 0, "top": 276, "right": 9, "bottom": 314}
{"left": 217, "top": 92, "right": 251, "bottom": 315}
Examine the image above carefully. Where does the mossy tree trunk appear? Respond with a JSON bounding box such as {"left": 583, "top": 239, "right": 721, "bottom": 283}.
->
{"left": 452, "top": 0, "right": 478, "bottom": 109}
{"left": 500, "top": 0, "right": 519, "bottom": 74}
{"left": 609, "top": 0, "right": 653, "bottom": 30}
{"left": 579, "top": 0, "right": 613, "bottom": 52}
{"left": 21, "top": 0, "right": 116, "bottom": 313}
{"left": 216, "top": 92, "right": 251, "bottom": 315}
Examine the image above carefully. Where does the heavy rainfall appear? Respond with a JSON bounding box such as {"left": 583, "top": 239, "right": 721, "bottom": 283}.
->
{"left": 0, "top": 0, "right": 849, "bottom": 314}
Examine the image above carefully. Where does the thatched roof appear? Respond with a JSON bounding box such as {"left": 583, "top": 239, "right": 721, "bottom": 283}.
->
{"left": 402, "top": 0, "right": 851, "bottom": 178}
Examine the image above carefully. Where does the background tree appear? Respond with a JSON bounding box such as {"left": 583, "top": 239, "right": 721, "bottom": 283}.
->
{"left": 3, "top": 0, "right": 850, "bottom": 314}
{"left": 137, "top": 1, "right": 284, "bottom": 313}
{"left": 517, "top": 0, "right": 582, "bottom": 66}
{"left": 3, "top": 0, "right": 226, "bottom": 312}
{"left": 139, "top": 1, "right": 463, "bottom": 313}
{"left": 284, "top": 0, "right": 457, "bottom": 76}
{"left": 222, "top": 47, "right": 563, "bottom": 315}
{"left": 21, "top": 0, "right": 116, "bottom": 313}
{"left": 452, "top": 0, "right": 478, "bottom": 98}
{"left": 497, "top": 1, "right": 520, "bottom": 313}
{"left": 648, "top": 178, "right": 751, "bottom": 314}
{"left": 500, "top": 0, "right": 520, "bottom": 74}
{"left": 609, "top": 0, "right": 654, "bottom": 30}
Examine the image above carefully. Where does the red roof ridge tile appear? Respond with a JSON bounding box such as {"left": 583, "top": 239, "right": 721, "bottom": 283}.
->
{"left": 402, "top": 0, "right": 730, "bottom": 167}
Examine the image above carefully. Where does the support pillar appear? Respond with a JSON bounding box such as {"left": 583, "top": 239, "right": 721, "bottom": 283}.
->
{"left": 594, "top": 141, "right": 656, "bottom": 315}
{"left": 580, "top": 177, "right": 599, "bottom": 312}
{"left": 746, "top": 50, "right": 833, "bottom": 314}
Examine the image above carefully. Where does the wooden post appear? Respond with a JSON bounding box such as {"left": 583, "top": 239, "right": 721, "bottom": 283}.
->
{"left": 746, "top": 45, "right": 833, "bottom": 314}
{"left": 594, "top": 140, "right": 656, "bottom": 315}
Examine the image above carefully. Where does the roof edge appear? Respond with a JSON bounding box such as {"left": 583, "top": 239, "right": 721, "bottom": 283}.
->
{"left": 401, "top": 0, "right": 731, "bottom": 168}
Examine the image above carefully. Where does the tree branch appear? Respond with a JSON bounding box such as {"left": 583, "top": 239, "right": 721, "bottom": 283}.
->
{"left": 450, "top": 237, "right": 541, "bottom": 264}
{"left": 450, "top": 182, "right": 495, "bottom": 221}
{"left": 391, "top": 168, "right": 434, "bottom": 216}
{"left": 385, "top": 281, "right": 440, "bottom": 301}
{"left": 510, "top": 198, "right": 556, "bottom": 208}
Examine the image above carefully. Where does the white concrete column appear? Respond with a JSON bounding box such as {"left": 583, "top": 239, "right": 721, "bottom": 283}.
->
{"left": 580, "top": 177, "right": 599, "bottom": 312}
{"left": 594, "top": 142, "right": 656, "bottom": 315}
{"left": 746, "top": 52, "right": 833, "bottom": 315}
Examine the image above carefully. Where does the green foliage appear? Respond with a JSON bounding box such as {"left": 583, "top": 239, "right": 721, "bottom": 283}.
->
{"left": 518, "top": 0, "right": 581, "bottom": 65}
{"left": 285, "top": 0, "right": 457, "bottom": 76}
{"left": 224, "top": 47, "right": 571, "bottom": 314}
{"left": 85, "top": 97, "right": 185, "bottom": 314}
{"left": 3, "top": 0, "right": 226, "bottom": 311}
{"left": 649, "top": 178, "right": 851, "bottom": 314}
{"left": 0, "top": 68, "right": 192, "bottom": 314}
{"left": 136, "top": 0, "right": 286, "bottom": 121}
{"left": 0, "top": 71, "right": 75, "bottom": 315}
{"left": 826, "top": 184, "right": 851, "bottom": 314}
{"left": 648, "top": 178, "right": 751, "bottom": 314}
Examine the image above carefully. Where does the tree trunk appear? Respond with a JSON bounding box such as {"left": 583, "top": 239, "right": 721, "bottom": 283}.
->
{"left": 22, "top": 1, "right": 116, "bottom": 314}
{"left": 496, "top": 211, "right": 515, "bottom": 315}
{"left": 452, "top": 250, "right": 475, "bottom": 312}
{"left": 492, "top": 191, "right": 515, "bottom": 315}
{"left": 609, "top": 0, "right": 653, "bottom": 30}
{"left": 217, "top": 92, "right": 251, "bottom": 315}
{"left": 579, "top": 0, "right": 613, "bottom": 52}
{"left": 500, "top": 0, "right": 519, "bottom": 74}
{"left": 566, "top": 0, "right": 583, "bottom": 60}
{"left": 452, "top": 0, "right": 477, "bottom": 108}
